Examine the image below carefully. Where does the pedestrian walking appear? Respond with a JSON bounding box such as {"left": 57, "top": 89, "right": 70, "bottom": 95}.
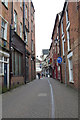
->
{"left": 38, "top": 73, "right": 40, "bottom": 79}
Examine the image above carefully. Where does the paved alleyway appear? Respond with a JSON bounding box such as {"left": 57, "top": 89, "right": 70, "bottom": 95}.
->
{"left": 2, "top": 78, "right": 78, "bottom": 118}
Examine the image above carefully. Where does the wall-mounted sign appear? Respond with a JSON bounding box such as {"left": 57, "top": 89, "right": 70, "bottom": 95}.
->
{"left": 57, "top": 57, "right": 62, "bottom": 64}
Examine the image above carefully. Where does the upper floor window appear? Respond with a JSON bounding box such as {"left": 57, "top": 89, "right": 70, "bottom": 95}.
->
{"left": 31, "top": 5, "right": 33, "bottom": 16}
{"left": 31, "top": 21, "right": 33, "bottom": 31}
{"left": 20, "top": 22, "right": 22, "bottom": 38}
{"left": 14, "top": 10, "right": 17, "bottom": 32}
{"left": 61, "top": 19, "right": 64, "bottom": 34}
{"left": 20, "top": 0, "right": 22, "bottom": 8}
{"left": 26, "top": 6, "right": 27, "bottom": 19}
{"left": 2, "top": 0, "right": 8, "bottom": 8}
{"left": 66, "top": 6, "right": 69, "bottom": 24}
{"left": 1, "top": 18, "right": 7, "bottom": 40}
{"left": 31, "top": 40, "right": 33, "bottom": 52}
{"left": 25, "top": 28, "right": 28, "bottom": 43}
{"left": 57, "top": 42, "right": 59, "bottom": 54}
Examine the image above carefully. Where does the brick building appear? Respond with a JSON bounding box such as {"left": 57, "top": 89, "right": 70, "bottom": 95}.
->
{"left": 52, "top": 13, "right": 61, "bottom": 81}
{"left": 0, "top": 1, "right": 11, "bottom": 88}
{"left": 0, "top": 0, "right": 36, "bottom": 89}
{"left": 59, "top": 1, "right": 79, "bottom": 89}
{"left": 49, "top": 42, "right": 53, "bottom": 77}
{"left": 51, "top": 0, "right": 80, "bottom": 89}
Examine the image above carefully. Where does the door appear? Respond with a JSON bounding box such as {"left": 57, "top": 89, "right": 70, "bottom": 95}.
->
{"left": 70, "top": 58, "right": 73, "bottom": 81}
{"left": 69, "top": 57, "right": 73, "bottom": 82}
{"left": 4, "top": 63, "right": 7, "bottom": 87}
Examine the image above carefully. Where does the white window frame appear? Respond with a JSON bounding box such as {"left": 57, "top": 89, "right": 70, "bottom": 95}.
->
{"left": 20, "top": 0, "right": 22, "bottom": 8}
{"left": 65, "top": 3, "right": 71, "bottom": 52}
{"left": 57, "top": 41, "right": 59, "bottom": 54}
{"left": 20, "top": 22, "right": 22, "bottom": 38}
{"left": 0, "top": 51, "right": 10, "bottom": 88}
{"left": 25, "top": 28, "right": 28, "bottom": 43}
{"left": 31, "top": 20, "right": 33, "bottom": 31}
{"left": 26, "top": 6, "right": 27, "bottom": 19}
{"left": 67, "top": 29, "right": 71, "bottom": 52}
{"left": 1, "top": 18, "right": 7, "bottom": 40}
{"left": 31, "top": 40, "right": 33, "bottom": 52}
{"left": 2, "top": 0, "right": 8, "bottom": 8}
{"left": 14, "top": 10, "right": 17, "bottom": 32}
{"left": 61, "top": 19, "right": 65, "bottom": 56}
{"left": 67, "top": 52, "right": 74, "bottom": 83}
{"left": 61, "top": 19, "right": 64, "bottom": 35}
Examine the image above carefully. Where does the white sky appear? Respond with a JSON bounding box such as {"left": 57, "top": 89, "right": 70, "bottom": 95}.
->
{"left": 32, "top": 0, "right": 65, "bottom": 59}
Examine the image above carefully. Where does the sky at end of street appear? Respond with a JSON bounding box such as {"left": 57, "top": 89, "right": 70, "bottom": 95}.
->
{"left": 32, "top": 0, "right": 65, "bottom": 59}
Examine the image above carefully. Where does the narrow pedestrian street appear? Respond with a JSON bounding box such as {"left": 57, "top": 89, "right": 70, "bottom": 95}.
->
{"left": 2, "top": 78, "right": 78, "bottom": 118}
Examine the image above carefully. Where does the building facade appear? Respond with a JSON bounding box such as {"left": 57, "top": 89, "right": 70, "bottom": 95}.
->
{"left": 0, "top": 1, "right": 11, "bottom": 88}
{"left": 51, "top": 0, "right": 80, "bottom": 89}
{"left": 52, "top": 13, "right": 61, "bottom": 81}
{"left": 0, "top": 0, "right": 36, "bottom": 89}
{"left": 59, "top": 1, "right": 79, "bottom": 88}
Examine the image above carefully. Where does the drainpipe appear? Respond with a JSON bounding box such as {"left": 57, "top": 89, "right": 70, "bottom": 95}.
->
{"left": 9, "top": 1, "right": 13, "bottom": 89}
{"left": 58, "top": 25, "right": 63, "bottom": 83}
{"left": 23, "top": 1, "right": 26, "bottom": 84}
{"left": 9, "top": 25, "right": 12, "bottom": 89}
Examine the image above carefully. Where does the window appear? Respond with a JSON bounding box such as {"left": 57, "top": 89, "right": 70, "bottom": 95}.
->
{"left": 1, "top": 19, "right": 7, "bottom": 40}
{"left": 31, "top": 4, "right": 33, "bottom": 16}
{"left": 20, "top": 0, "right": 22, "bottom": 8}
{"left": 62, "top": 40, "right": 65, "bottom": 56}
{"left": 65, "top": 5, "right": 71, "bottom": 52}
{"left": 57, "top": 42, "right": 59, "bottom": 54}
{"left": 26, "top": 6, "right": 27, "bottom": 19}
{"left": 20, "top": 22, "right": 22, "bottom": 38}
{"left": 61, "top": 19, "right": 65, "bottom": 56}
{"left": 14, "top": 10, "right": 17, "bottom": 32}
{"left": 25, "top": 28, "right": 28, "bottom": 43}
{"left": 67, "top": 29, "right": 71, "bottom": 51}
{"left": 12, "top": 50, "right": 22, "bottom": 76}
{"left": 12, "top": 51, "right": 14, "bottom": 75}
{"left": 31, "top": 40, "right": 33, "bottom": 52}
{"left": 0, "top": 62, "right": 3, "bottom": 74}
{"left": 31, "top": 21, "right": 33, "bottom": 31}
{"left": 19, "top": 54, "right": 22, "bottom": 75}
{"left": 15, "top": 51, "right": 18, "bottom": 75}
{"left": 2, "top": 0, "right": 8, "bottom": 8}
{"left": 55, "top": 46, "right": 56, "bottom": 53}
{"left": 66, "top": 7, "right": 69, "bottom": 25}
{"left": 61, "top": 19, "right": 64, "bottom": 34}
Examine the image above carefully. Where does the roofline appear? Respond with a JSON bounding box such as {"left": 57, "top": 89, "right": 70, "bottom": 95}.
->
{"left": 58, "top": 0, "right": 68, "bottom": 27}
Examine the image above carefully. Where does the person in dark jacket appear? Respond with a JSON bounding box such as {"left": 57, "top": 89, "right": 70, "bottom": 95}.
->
{"left": 38, "top": 73, "right": 40, "bottom": 79}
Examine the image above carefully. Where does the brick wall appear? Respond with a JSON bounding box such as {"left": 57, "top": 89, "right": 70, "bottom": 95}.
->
{"left": 59, "top": 1, "right": 79, "bottom": 89}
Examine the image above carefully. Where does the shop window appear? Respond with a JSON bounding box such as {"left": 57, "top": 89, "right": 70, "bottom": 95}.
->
{"left": 15, "top": 51, "right": 18, "bottom": 76}
{"left": 12, "top": 50, "right": 22, "bottom": 76}
{"left": 19, "top": 54, "right": 22, "bottom": 75}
